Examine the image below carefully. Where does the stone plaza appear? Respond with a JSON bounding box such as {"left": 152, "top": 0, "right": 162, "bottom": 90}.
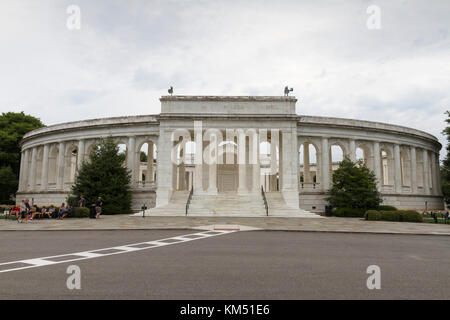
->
{"left": 16, "top": 95, "right": 444, "bottom": 216}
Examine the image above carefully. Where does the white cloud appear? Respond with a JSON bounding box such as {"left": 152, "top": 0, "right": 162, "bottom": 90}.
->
{"left": 0, "top": 0, "right": 449, "bottom": 156}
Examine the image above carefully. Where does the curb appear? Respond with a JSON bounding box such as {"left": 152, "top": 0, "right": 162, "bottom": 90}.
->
{"left": 0, "top": 227, "right": 449, "bottom": 236}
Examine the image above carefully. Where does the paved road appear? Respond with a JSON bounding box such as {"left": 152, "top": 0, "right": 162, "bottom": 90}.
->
{"left": 0, "top": 230, "right": 449, "bottom": 299}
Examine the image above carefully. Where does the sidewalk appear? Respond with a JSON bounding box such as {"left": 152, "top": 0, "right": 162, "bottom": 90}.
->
{"left": 1, "top": 215, "right": 450, "bottom": 235}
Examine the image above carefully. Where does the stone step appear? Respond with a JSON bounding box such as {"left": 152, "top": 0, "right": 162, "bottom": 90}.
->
{"left": 137, "top": 191, "right": 322, "bottom": 218}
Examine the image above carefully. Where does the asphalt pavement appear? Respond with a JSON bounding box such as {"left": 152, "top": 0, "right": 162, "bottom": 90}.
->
{"left": 1, "top": 230, "right": 449, "bottom": 299}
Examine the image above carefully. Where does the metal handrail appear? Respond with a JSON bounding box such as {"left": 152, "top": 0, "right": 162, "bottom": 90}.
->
{"left": 261, "top": 186, "right": 269, "bottom": 216}
{"left": 185, "top": 187, "right": 193, "bottom": 216}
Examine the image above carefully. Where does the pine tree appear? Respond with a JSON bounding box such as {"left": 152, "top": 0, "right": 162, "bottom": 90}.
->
{"left": 69, "top": 138, "right": 132, "bottom": 214}
{"left": 326, "top": 158, "right": 382, "bottom": 210}
{"left": 441, "top": 111, "right": 450, "bottom": 205}
{"left": 0, "top": 112, "right": 44, "bottom": 203}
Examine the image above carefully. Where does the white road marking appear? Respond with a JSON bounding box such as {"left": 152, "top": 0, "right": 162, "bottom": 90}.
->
{"left": 0, "top": 230, "right": 236, "bottom": 273}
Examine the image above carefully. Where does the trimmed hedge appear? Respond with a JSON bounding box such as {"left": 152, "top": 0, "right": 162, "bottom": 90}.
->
{"left": 401, "top": 210, "right": 422, "bottom": 222}
{"left": 70, "top": 207, "right": 90, "bottom": 218}
{"left": 333, "top": 207, "right": 366, "bottom": 218}
{"left": 377, "top": 205, "right": 397, "bottom": 211}
{"left": 364, "top": 210, "right": 423, "bottom": 223}
{"left": 365, "top": 210, "right": 381, "bottom": 221}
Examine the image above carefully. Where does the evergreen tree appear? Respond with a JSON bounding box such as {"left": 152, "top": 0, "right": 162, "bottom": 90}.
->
{"left": 0, "top": 112, "right": 44, "bottom": 203}
{"left": 0, "top": 166, "right": 18, "bottom": 203}
{"left": 441, "top": 111, "right": 450, "bottom": 205}
{"left": 326, "top": 158, "right": 382, "bottom": 210}
{"left": 140, "top": 151, "right": 147, "bottom": 162}
{"left": 70, "top": 138, "right": 132, "bottom": 214}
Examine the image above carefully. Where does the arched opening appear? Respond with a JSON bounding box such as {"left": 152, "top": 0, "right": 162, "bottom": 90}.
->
{"left": 380, "top": 148, "right": 394, "bottom": 187}
{"left": 117, "top": 142, "right": 127, "bottom": 157}
{"left": 138, "top": 141, "right": 157, "bottom": 187}
{"left": 299, "top": 142, "right": 319, "bottom": 189}
{"left": 356, "top": 147, "right": 365, "bottom": 162}
{"left": 261, "top": 139, "right": 279, "bottom": 192}
{"left": 330, "top": 144, "right": 344, "bottom": 180}
{"left": 217, "top": 140, "right": 238, "bottom": 193}
{"left": 64, "top": 145, "right": 78, "bottom": 186}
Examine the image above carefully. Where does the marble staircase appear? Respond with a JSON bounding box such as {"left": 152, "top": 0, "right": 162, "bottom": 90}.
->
{"left": 137, "top": 190, "right": 322, "bottom": 218}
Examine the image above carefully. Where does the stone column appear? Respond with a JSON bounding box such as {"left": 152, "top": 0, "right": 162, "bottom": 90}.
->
{"left": 303, "top": 142, "right": 311, "bottom": 183}
{"left": 423, "top": 149, "right": 430, "bottom": 195}
{"left": 349, "top": 139, "right": 356, "bottom": 162}
{"left": 394, "top": 144, "right": 402, "bottom": 193}
{"left": 207, "top": 162, "right": 217, "bottom": 193}
{"left": 20, "top": 149, "right": 30, "bottom": 192}
{"left": 431, "top": 152, "right": 439, "bottom": 195}
{"left": 321, "top": 137, "right": 330, "bottom": 191}
{"left": 18, "top": 151, "right": 25, "bottom": 191}
{"left": 194, "top": 125, "right": 203, "bottom": 194}
{"left": 252, "top": 136, "right": 260, "bottom": 192}
{"left": 77, "top": 139, "right": 85, "bottom": 170}
{"left": 373, "top": 142, "right": 381, "bottom": 191}
{"left": 56, "top": 142, "right": 65, "bottom": 190}
{"left": 28, "top": 147, "right": 37, "bottom": 191}
{"left": 410, "top": 146, "right": 417, "bottom": 194}
{"left": 156, "top": 130, "right": 174, "bottom": 206}
{"left": 270, "top": 131, "right": 279, "bottom": 191}
{"left": 147, "top": 142, "right": 154, "bottom": 182}
{"left": 179, "top": 140, "right": 187, "bottom": 190}
{"left": 436, "top": 153, "right": 443, "bottom": 195}
{"left": 238, "top": 131, "right": 247, "bottom": 193}
{"left": 127, "top": 136, "right": 136, "bottom": 187}
{"left": 41, "top": 144, "right": 50, "bottom": 190}
{"left": 280, "top": 129, "right": 299, "bottom": 208}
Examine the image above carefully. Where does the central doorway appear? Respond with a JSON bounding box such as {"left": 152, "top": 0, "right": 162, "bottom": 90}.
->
{"left": 217, "top": 164, "right": 238, "bottom": 193}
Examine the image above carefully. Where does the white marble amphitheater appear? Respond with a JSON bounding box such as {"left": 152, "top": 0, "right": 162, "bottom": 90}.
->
{"left": 17, "top": 96, "right": 443, "bottom": 216}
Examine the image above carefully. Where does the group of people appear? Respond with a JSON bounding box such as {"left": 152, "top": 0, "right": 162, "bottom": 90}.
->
{"left": 78, "top": 195, "right": 104, "bottom": 219}
{"left": 429, "top": 210, "right": 450, "bottom": 224}
{"left": 10, "top": 196, "right": 103, "bottom": 223}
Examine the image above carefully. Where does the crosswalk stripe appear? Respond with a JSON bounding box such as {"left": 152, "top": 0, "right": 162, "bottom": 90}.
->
{"left": 0, "top": 230, "right": 236, "bottom": 273}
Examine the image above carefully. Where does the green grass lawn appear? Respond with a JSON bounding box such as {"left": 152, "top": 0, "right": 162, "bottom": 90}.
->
{"left": 423, "top": 217, "right": 450, "bottom": 224}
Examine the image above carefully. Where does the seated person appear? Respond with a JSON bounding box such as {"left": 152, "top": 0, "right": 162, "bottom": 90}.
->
{"left": 40, "top": 207, "right": 52, "bottom": 219}
{"left": 59, "top": 205, "right": 72, "bottom": 219}
{"left": 57, "top": 203, "right": 65, "bottom": 220}
{"left": 48, "top": 205, "right": 56, "bottom": 218}
{"left": 9, "top": 206, "right": 20, "bottom": 218}
{"left": 29, "top": 205, "right": 38, "bottom": 220}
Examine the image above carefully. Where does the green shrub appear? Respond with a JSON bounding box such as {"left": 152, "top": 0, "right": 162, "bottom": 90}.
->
{"left": 377, "top": 205, "right": 397, "bottom": 211}
{"left": 363, "top": 209, "right": 423, "bottom": 223}
{"left": 334, "top": 207, "right": 366, "bottom": 218}
{"left": 364, "top": 210, "right": 381, "bottom": 221}
{"left": 399, "top": 210, "right": 423, "bottom": 223}
{"left": 380, "top": 210, "right": 401, "bottom": 221}
{"left": 71, "top": 207, "right": 90, "bottom": 218}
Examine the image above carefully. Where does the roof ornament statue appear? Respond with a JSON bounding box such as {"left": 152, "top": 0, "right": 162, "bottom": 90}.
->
{"left": 168, "top": 86, "right": 174, "bottom": 96}
{"left": 284, "top": 86, "right": 293, "bottom": 96}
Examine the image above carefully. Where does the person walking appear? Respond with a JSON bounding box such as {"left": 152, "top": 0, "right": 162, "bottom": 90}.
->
{"left": 95, "top": 197, "right": 103, "bottom": 219}
{"left": 18, "top": 200, "right": 27, "bottom": 223}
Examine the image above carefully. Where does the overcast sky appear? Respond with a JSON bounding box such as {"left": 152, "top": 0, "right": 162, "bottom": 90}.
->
{"left": 0, "top": 0, "right": 449, "bottom": 155}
